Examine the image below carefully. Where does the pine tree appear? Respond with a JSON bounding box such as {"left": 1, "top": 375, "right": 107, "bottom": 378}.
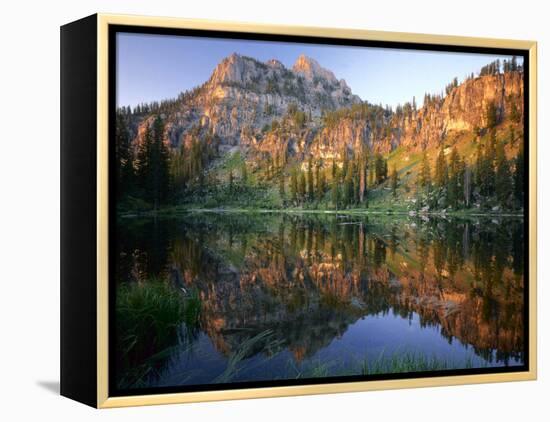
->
{"left": 170, "top": 143, "right": 187, "bottom": 199}
{"left": 279, "top": 172, "right": 285, "bottom": 200}
{"left": 153, "top": 116, "right": 170, "bottom": 208}
{"left": 241, "top": 162, "right": 248, "bottom": 184}
{"left": 331, "top": 173, "right": 340, "bottom": 209}
{"left": 475, "top": 140, "right": 484, "bottom": 190}
{"left": 290, "top": 168, "right": 298, "bottom": 203}
{"left": 374, "top": 153, "right": 385, "bottom": 184}
{"left": 514, "top": 143, "right": 525, "bottom": 208}
{"left": 463, "top": 165, "right": 472, "bottom": 208}
{"left": 418, "top": 150, "right": 432, "bottom": 190}
{"left": 229, "top": 170, "right": 234, "bottom": 192}
{"left": 486, "top": 100, "right": 498, "bottom": 129}
{"left": 447, "top": 147, "right": 462, "bottom": 208}
{"left": 390, "top": 166, "right": 398, "bottom": 198}
{"left": 315, "top": 162, "right": 321, "bottom": 199}
{"left": 358, "top": 149, "right": 368, "bottom": 204}
{"left": 344, "top": 161, "right": 354, "bottom": 207}
{"left": 434, "top": 147, "right": 448, "bottom": 188}
{"left": 482, "top": 130, "right": 497, "bottom": 196}
{"left": 298, "top": 171, "right": 306, "bottom": 203}
{"left": 135, "top": 124, "right": 153, "bottom": 199}
{"left": 307, "top": 158, "right": 314, "bottom": 201}
{"left": 495, "top": 141, "right": 512, "bottom": 207}
{"left": 342, "top": 147, "right": 349, "bottom": 180}
{"left": 316, "top": 166, "right": 326, "bottom": 201}
{"left": 115, "top": 111, "right": 134, "bottom": 198}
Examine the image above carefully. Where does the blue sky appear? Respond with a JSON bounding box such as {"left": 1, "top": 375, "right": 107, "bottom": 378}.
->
{"left": 116, "top": 32, "right": 522, "bottom": 109}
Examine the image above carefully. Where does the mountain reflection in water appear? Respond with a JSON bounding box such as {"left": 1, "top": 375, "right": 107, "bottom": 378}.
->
{"left": 114, "top": 212, "right": 525, "bottom": 389}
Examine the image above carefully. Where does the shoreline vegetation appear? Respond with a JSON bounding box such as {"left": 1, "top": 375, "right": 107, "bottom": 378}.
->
{"left": 118, "top": 206, "right": 524, "bottom": 219}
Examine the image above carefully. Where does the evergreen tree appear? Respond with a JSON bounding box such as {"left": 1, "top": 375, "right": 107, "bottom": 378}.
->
{"left": 514, "top": 143, "right": 525, "bottom": 208}
{"left": 358, "top": 149, "right": 368, "bottom": 204}
{"left": 315, "top": 162, "right": 321, "bottom": 200}
{"left": 229, "top": 170, "right": 234, "bottom": 192}
{"left": 331, "top": 173, "right": 340, "bottom": 209}
{"left": 135, "top": 124, "right": 153, "bottom": 199}
{"left": 115, "top": 111, "right": 134, "bottom": 198}
{"left": 298, "top": 171, "right": 306, "bottom": 203}
{"left": 463, "top": 165, "right": 472, "bottom": 208}
{"left": 486, "top": 100, "right": 498, "bottom": 129}
{"left": 307, "top": 158, "right": 314, "bottom": 201}
{"left": 279, "top": 172, "right": 285, "bottom": 200}
{"left": 495, "top": 141, "right": 512, "bottom": 207}
{"left": 482, "top": 130, "right": 497, "bottom": 196}
{"left": 447, "top": 147, "right": 462, "bottom": 208}
{"left": 374, "top": 153, "right": 385, "bottom": 184}
{"left": 390, "top": 166, "right": 398, "bottom": 197}
{"left": 151, "top": 116, "right": 170, "bottom": 209}
{"left": 342, "top": 147, "right": 349, "bottom": 180}
{"left": 241, "top": 162, "right": 248, "bottom": 184}
{"left": 316, "top": 166, "right": 326, "bottom": 201}
{"left": 290, "top": 167, "right": 298, "bottom": 203}
{"left": 418, "top": 150, "right": 432, "bottom": 190}
{"left": 474, "top": 140, "right": 484, "bottom": 190}
{"left": 135, "top": 116, "right": 171, "bottom": 209}
{"left": 170, "top": 143, "right": 187, "bottom": 199}
{"left": 344, "top": 161, "right": 354, "bottom": 207}
{"left": 434, "top": 146, "right": 448, "bottom": 188}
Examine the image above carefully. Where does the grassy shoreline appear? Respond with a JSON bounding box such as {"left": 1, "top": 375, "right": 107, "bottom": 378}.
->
{"left": 119, "top": 205, "right": 524, "bottom": 219}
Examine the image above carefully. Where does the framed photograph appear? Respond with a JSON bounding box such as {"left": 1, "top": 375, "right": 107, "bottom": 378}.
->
{"left": 60, "top": 14, "right": 537, "bottom": 408}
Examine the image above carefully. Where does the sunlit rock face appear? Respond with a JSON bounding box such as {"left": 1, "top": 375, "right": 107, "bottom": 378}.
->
{"left": 127, "top": 52, "right": 523, "bottom": 170}
{"left": 129, "top": 53, "right": 360, "bottom": 149}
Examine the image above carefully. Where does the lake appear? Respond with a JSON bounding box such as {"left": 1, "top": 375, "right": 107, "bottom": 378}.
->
{"left": 113, "top": 212, "right": 525, "bottom": 390}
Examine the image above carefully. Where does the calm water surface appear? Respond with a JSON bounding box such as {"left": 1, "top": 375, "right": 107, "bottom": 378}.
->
{"left": 114, "top": 212, "right": 525, "bottom": 389}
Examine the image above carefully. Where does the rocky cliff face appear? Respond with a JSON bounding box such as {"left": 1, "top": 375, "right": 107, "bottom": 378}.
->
{"left": 306, "top": 71, "right": 524, "bottom": 161}
{"left": 396, "top": 71, "right": 523, "bottom": 151}
{"left": 130, "top": 53, "right": 361, "bottom": 150}
{"left": 128, "top": 53, "right": 523, "bottom": 164}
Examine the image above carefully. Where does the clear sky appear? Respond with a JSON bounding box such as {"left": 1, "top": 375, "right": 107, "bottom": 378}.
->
{"left": 116, "top": 32, "right": 522, "bottom": 109}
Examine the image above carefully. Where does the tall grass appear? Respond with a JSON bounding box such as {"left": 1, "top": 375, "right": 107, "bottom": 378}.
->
{"left": 215, "top": 330, "right": 284, "bottom": 383}
{"left": 116, "top": 279, "right": 201, "bottom": 388}
{"left": 360, "top": 350, "right": 474, "bottom": 375}
{"left": 290, "top": 350, "right": 478, "bottom": 380}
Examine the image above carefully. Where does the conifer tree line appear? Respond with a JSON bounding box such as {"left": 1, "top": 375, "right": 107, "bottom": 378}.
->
{"left": 116, "top": 107, "right": 523, "bottom": 213}
{"left": 479, "top": 56, "right": 522, "bottom": 76}
{"left": 415, "top": 128, "right": 524, "bottom": 211}
{"left": 115, "top": 111, "right": 220, "bottom": 208}
{"left": 285, "top": 147, "right": 389, "bottom": 209}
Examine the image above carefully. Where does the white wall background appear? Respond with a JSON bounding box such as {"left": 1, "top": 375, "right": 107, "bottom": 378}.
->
{"left": 1, "top": 0, "right": 547, "bottom": 420}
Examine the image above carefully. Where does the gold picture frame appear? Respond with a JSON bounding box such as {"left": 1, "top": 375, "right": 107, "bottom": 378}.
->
{"left": 60, "top": 13, "right": 537, "bottom": 408}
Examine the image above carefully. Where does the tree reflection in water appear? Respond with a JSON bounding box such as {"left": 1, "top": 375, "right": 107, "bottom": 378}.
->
{"left": 114, "top": 212, "right": 525, "bottom": 389}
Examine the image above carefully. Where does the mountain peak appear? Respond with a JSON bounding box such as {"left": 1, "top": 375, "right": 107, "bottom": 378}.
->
{"left": 292, "top": 54, "right": 337, "bottom": 84}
